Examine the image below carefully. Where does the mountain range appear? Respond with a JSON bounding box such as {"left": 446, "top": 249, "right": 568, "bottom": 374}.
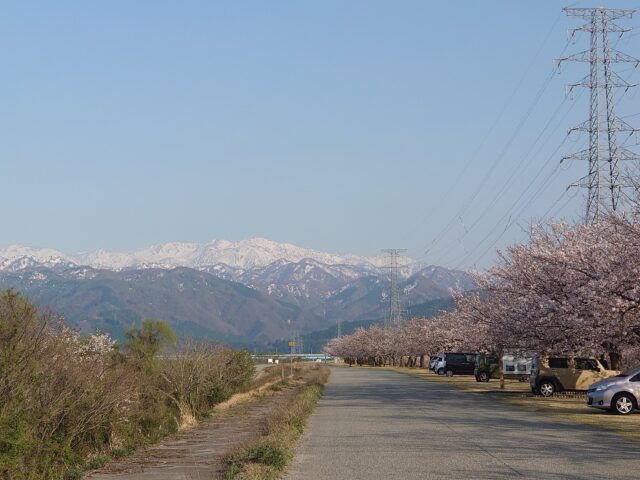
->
{"left": 0, "top": 238, "right": 390, "bottom": 271}
{"left": 0, "top": 239, "right": 474, "bottom": 348}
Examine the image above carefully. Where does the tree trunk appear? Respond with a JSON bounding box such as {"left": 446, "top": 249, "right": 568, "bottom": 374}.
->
{"left": 419, "top": 354, "right": 425, "bottom": 368}
{"left": 499, "top": 347, "right": 505, "bottom": 390}
{"left": 610, "top": 350, "right": 623, "bottom": 370}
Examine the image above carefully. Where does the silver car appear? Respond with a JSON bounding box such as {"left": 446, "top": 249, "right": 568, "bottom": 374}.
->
{"left": 429, "top": 354, "right": 443, "bottom": 372}
{"left": 587, "top": 367, "right": 640, "bottom": 415}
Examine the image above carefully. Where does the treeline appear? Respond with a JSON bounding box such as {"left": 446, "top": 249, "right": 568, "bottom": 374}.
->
{"left": 0, "top": 290, "right": 254, "bottom": 480}
{"left": 326, "top": 215, "right": 640, "bottom": 370}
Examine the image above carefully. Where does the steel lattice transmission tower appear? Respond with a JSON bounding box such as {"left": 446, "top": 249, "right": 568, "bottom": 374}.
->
{"left": 381, "top": 249, "right": 406, "bottom": 327}
{"left": 559, "top": 7, "right": 640, "bottom": 224}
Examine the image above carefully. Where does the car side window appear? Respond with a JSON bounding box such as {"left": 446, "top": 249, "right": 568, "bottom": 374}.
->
{"left": 575, "top": 358, "right": 598, "bottom": 371}
{"left": 631, "top": 373, "right": 640, "bottom": 382}
{"left": 549, "top": 358, "right": 569, "bottom": 369}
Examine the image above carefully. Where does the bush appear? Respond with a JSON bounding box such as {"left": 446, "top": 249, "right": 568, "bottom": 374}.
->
{"left": 0, "top": 290, "right": 256, "bottom": 479}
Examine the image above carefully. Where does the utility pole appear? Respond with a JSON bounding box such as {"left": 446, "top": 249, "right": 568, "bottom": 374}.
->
{"left": 559, "top": 7, "right": 640, "bottom": 224}
{"left": 381, "top": 249, "right": 406, "bottom": 327}
{"left": 287, "top": 319, "right": 294, "bottom": 377}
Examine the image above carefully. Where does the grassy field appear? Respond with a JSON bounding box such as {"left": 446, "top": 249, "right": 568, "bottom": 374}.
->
{"left": 385, "top": 366, "right": 640, "bottom": 441}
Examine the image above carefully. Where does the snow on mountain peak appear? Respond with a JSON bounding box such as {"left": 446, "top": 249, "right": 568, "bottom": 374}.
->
{"left": 0, "top": 238, "right": 394, "bottom": 272}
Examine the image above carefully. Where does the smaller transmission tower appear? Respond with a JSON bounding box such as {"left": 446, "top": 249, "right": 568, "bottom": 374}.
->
{"left": 381, "top": 249, "right": 406, "bottom": 327}
{"left": 559, "top": 7, "right": 640, "bottom": 223}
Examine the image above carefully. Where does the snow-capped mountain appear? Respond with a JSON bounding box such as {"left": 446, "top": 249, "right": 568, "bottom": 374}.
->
{"left": 0, "top": 238, "right": 396, "bottom": 272}
{"left": 0, "top": 245, "right": 76, "bottom": 272}
{"left": 237, "top": 258, "right": 366, "bottom": 307}
{"left": 0, "top": 239, "right": 475, "bottom": 346}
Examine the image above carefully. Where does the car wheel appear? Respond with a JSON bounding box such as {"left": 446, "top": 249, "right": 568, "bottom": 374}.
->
{"left": 539, "top": 381, "right": 555, "bottom": 397}
{"left": 437, "top": 368, "right": 444, "bottom": 376}
{"left": 479, "top": 372, "right": 490, "bottom": 382}
{"left": 445, "top": 369, "right": 454, "bottom": 377}
{"left": 612, "top": 393, "right": 636, "bottom": 415}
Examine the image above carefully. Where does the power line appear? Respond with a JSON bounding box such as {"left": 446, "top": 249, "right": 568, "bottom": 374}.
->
{"left": 434, "top": 85, "right": 584, "bottom": 268}
{"left": 415, "top": 14, "right": 570, "bottom": 260}
{"left": 451, "top": 133, "right": 584, "bottom": 269}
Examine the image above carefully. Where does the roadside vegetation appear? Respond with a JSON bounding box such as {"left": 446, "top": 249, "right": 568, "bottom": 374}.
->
{"left": 0, "top": 289, "right": 254, "bottom": 480}
{"left": 225, "top": 363, "right": 329, "bottom": 480}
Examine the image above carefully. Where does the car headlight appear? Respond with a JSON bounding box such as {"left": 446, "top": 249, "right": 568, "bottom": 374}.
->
{"left": 595, "top": 383, "right": 615, "bottom": 391}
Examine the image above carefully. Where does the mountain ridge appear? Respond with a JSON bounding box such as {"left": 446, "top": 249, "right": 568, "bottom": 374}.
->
{"left": 0, "top": 238, "right": 398, "bottom": 272}
{"left": 0, "top": 238, "right": 474, "bottom": 347}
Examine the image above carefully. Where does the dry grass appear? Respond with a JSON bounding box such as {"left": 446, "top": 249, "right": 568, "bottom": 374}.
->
{"left": 215, "top": 376, "right": 284, "bottom": 411}
{"left": 225, "top": 364, "right": 330, "bottom": 480}
{"left": 386, "top": 366, "right": 640, "bottom": 441}
{"left": 386, "top": 367, "right": 531, "bottom": 394}
{"left": 502, "top": 394, "right": 640, "bottom": 441}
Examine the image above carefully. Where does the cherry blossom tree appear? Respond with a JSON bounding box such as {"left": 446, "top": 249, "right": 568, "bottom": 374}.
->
{"left": 325, "top": 215, "right": 640, "bottom": 372}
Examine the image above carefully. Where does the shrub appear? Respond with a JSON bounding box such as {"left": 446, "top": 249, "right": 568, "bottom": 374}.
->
{"left": 0, "top": 290, "right": 255, "bottom": 479}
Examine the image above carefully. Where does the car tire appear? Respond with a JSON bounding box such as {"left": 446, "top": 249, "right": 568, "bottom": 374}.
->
{"left": 538, "top": 381, "right": 555, "bottom": 397}
{"left": 612, "top": 393, "right": 636, "bottom": 415}
{"left": 479, "top": 372, "right": 490, "bottom": 382}
{"left": 445, "top": 369, "right": 454, "bottom": 377}
{"left": 437, "top": 368, "right": 444, "bottom": 376}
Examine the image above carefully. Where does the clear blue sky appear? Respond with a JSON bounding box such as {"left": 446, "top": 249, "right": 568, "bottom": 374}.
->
{"left": 3, "top": 0, "right": 640, "bottom": 268}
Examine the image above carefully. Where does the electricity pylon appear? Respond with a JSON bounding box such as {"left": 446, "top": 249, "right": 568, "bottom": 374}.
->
{"left": 381, "top": 249, "right": 406, "bottom": 327}
{"left": 559, "top": 7, "right": 640, "bottom": 224}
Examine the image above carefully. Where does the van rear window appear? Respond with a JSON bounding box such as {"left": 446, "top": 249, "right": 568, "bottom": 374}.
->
{"left": 549, "top": 358, "right": 569, "bottom": 369}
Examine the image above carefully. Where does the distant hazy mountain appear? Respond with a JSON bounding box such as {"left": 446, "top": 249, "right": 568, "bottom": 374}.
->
{"left": 0, "top": 239, "right": 474, "bottom": 347}
{"left": 0, "top": 266, "right": 320, "bottom": 346}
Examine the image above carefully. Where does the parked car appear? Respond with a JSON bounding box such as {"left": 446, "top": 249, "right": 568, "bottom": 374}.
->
{"left": 439, "top": 352, "right": 477, "bottom": 377}
{"left": 530, "top": 356, "right": 619, "bottom": 397}
{"left": 587, "top": 367, "right": 640, "bottom": 415}
{"left": 428, "top": 355, "right": 441, "bottom": 371}
{"left": 475, "top": 352, "right": 534, "bottom": 382}
{"left": 430, "top": 354, "right": 444, "bottom": 373}
{"left": 474, "top": 354, "right": 499, "bottom": 382}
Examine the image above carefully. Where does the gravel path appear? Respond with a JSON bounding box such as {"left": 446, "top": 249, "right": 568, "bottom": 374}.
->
{"left": 86, "top": 393, "right": 289, "bottom": 480}
{"left": 285, "top": 366, "right": 640, "bottom": 480}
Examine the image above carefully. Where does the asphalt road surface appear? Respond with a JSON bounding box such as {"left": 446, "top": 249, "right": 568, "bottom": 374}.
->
{"left": 285, "top": 367, "right": 640, "bottom": 480}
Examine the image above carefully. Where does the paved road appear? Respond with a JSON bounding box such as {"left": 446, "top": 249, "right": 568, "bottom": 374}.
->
{"left": 285, "top": 367, "right": 640, "bottom": 480}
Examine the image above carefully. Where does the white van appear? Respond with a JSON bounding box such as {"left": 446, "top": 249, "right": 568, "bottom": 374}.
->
{"left": 503, "top": 351, "right": 533, "bottom": 378}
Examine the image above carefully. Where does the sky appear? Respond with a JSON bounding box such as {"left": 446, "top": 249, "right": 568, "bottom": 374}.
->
{"left": 2, "top": 0, "right": 640, "bottom": 268}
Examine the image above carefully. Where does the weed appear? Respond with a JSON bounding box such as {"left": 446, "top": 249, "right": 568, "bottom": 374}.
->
{"left": 225, "top": 364, "right": 329, "bottom": 479}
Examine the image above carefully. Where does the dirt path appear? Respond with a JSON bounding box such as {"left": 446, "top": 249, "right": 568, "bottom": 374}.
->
{"left": 86, "top": 392, "right": 290, "bottom": 480}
